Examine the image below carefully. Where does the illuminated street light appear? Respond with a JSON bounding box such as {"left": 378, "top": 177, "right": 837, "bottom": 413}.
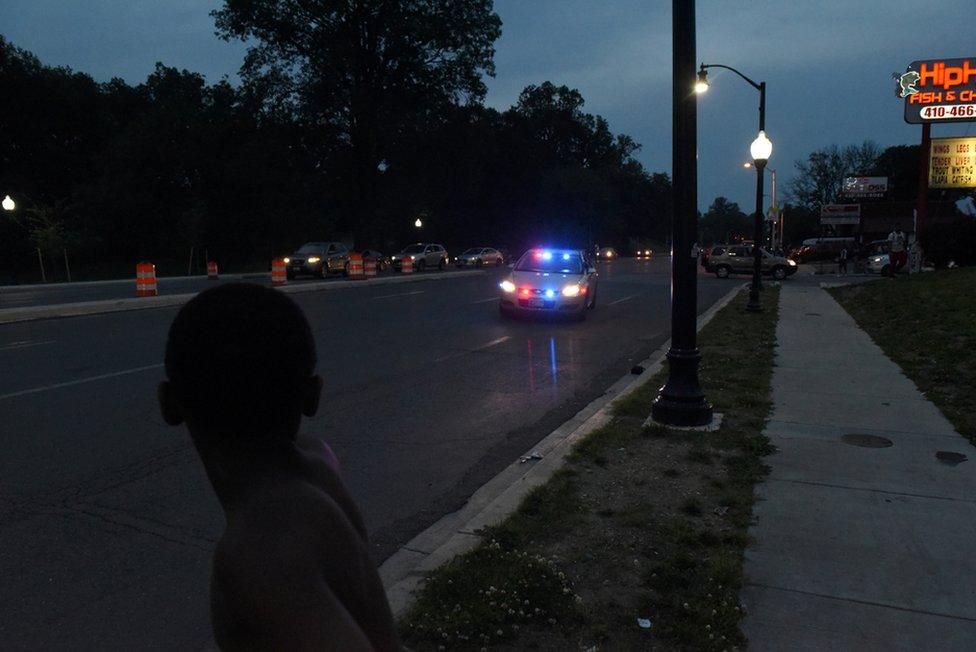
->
{"left": 750, "top": 130, "right": 773, "bottom": 162}
{"left": 694, "top": 68, "right": 709, "bottom": 94}
{"left": 414, "top": 217, "right": 423, "bottom": 228}
{"left": 2, "top": 195, "right": 14, "bottom": 211}
{"left": 698, "top": 62, "right": 770, "bottom": 313}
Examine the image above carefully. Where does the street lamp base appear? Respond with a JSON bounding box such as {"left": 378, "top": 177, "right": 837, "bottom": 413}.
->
{"left": 651, "top": 348, "right": 713, "bottom": 427}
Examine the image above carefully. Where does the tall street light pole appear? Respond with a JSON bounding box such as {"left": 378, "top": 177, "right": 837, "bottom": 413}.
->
{"left": 747, "top": 131, "right": 772, "bottom": 311}
{"left": 696, "top": 64, "right": 772, "bottom": 312}
{"left": 651, "top": 0, "right": 713, "bottom": 428}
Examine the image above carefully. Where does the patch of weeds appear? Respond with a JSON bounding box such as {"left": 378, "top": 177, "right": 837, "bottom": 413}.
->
{"left": 641, "top": 547, "right": 746, "bottom": 651}
{"left": 488, "top": 469, "right": 583, "bottom": 550}
{"left": 593, "top": 455, "right": 608, "bottom": 467}
{"left": 568, "top": 422, "right": 635, "bottom": 464}
{"left": 400, "top": 541, "right": 582, "bottom": 649}
{"left": 681, "top": 497, "right": 703, "bottom": 516}
{"left": 614, "top": 502, "right": 655, "bottom": 528}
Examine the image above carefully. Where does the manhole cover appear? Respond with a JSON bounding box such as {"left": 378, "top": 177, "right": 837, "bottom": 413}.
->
{"left": 841, "top": 434, "right": 893, "bottom": 448}
{"left": 805, "top": 312, "right": 822, "bottom": 316}
{"left": 936, "top": 451, "right": 968, "bottom": 466}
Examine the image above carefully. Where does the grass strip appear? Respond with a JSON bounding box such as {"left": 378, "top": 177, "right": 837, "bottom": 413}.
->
{"left": 829, "top": 269, "right": 976, "bottom": 445}
{"left": 400, "top": 287, "right": 779, "bottom": 650}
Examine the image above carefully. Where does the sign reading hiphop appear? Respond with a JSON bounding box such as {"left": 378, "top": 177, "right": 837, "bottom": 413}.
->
{"left": 899, "top": 58, "right": 976, "bottom": 124}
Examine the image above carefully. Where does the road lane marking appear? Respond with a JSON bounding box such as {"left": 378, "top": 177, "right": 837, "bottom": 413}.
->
{"left": 370, "top": 290, "right": 426, "bottom": 300}
{"left": 0, "top": 363, "right": 165, "bottom": 401}
{"left": 470, "top": 297, "right": 497, "bottom": 304}
{"left": 433, "top": 336, "right": 511, "bottom": 362}
{"left": 473, "top": 335, "right": 510, "bottom": 351}
{"left": 0, "top": 340, "right": 56, "bottom": 351}
{"left": 608, "top": 293, "right": 641, "bottom": 306}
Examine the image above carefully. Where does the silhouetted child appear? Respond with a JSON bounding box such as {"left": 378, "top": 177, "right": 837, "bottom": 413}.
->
{"left": 158, "top": 283, "right": 399, "bottom": 651}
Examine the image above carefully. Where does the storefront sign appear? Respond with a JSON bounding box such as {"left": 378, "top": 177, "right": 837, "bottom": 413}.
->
{"left": 820, "top": 204, "right": 861, "bottom": 226}
{"left": 898, "top": 58, "right": 976, "bottom": 124}
{"left": 841, "top": 176, "right": 888, "bottom": 198}
{"left": 929, "top": 137, "right": 976, "bottom": 188}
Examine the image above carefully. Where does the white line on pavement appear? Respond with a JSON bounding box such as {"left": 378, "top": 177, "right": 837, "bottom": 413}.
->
{"left": 470, "top": 297, "right": 497, "bottom": 304}
{"left": 370, "top": 290, "right": 426, "bottom": 300}
{"left": 473, "top": 335, "right": 511, "bottom": 351}
{"left": 0, "top": 340, "right": 56, "bottom": 351}
{"left": 608, "top": 293, "right": 641, "bottom": 306}
{"left": 0, "top": 363, "right": 165, "bottom": 401}
{"left": 433, "top": 336, "right": 511, "bottom": 363}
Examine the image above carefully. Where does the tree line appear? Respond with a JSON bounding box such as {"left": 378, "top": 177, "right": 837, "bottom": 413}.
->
{"left": 0, "top": 0, "right": 671, "bottom": 282}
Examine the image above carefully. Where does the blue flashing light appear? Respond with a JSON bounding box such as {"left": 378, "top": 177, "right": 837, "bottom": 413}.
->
{"left": 545, "top": 289, "right": 555, "bottom": 299}
{"left": 562, "top": 253, "right": 570, "bottom": 260}
{"left": 542, "top": 250, "right": 553, "bottom": 260}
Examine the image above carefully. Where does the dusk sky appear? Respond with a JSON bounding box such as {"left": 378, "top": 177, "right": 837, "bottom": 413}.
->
{"left": 2, "top": 0, "right": 973, "bottom": 212}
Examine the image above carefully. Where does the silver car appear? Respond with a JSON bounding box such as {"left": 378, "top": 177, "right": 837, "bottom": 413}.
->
{"left": 391, "top": 243, "right": 449, "bottom": 271}
{"left": 455, "top": 247, "right": 505, "bottom": 267}
{"left": 284, "top": 242, "right": 350, "bottom": 279}
{"left": 498, "top": 248, "right": 598, "bottom": 320}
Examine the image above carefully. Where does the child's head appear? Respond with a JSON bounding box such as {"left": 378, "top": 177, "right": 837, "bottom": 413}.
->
{"left": 159, "top": 283, "right": 321, "bottom": 445}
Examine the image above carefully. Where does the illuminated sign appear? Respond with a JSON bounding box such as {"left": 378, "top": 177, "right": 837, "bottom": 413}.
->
{"left": 929, "top": 137, "right": 976, "bottom": 188}
{"left": 841, "top": 176, "right": 888, "bottom": 198}
{"left": 820, "top": 204, "right": 860, "bottom": 226}
{"left": 898, "top": 58, "right": 976, "bottom": 124}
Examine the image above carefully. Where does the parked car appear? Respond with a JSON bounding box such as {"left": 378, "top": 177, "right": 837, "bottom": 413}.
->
{"left": 635, "top": 247, "right": 653, "bottom": 259}
{"left": 498, "top": 248, "right": 598, "bottom": 321}
{"left": 360, "top": 249, "right": 391, "bottom": 272}
{"left": 704, "top": 244, "right": 798, "bottom": 280}
{"left": 283, "top": 242, "right": 350, "bottom": 279}
{"left": 862, "top": 240, "right": 891, "bottom": 275}
{"left": 391, "top": 243, "right": 450, "bottom": 271}
{"left": 455, "top": 247, "right": 505, "bottom": 267}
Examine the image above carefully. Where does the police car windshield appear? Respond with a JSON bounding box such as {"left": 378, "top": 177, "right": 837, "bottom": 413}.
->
{"left": 403, "top": 244, "right": 426, "bottom": 254}
{"left": 297, "top": 243, "right": 327, "bottom": 253}
{"left": 515, "top": 251, "right": 583, "bottom": 274}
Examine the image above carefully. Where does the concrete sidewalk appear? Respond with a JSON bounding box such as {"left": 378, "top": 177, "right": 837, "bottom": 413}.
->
{"left": 741, "top": 285, "right": 976, "bottom": 650}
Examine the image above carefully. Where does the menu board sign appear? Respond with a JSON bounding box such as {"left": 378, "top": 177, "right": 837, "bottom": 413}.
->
{"left": 929, "top": 137, "right": 976, "bottom": 188}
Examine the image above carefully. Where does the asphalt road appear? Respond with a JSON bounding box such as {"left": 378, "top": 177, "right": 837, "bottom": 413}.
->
{"left": 0, "top": 257, "right": 733, "bottom": 648}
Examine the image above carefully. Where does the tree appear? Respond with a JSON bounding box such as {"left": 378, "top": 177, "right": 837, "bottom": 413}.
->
{"left": 212, "top": 0, "right": 502, "bottom": 231}
{"left": 698, "top": 197, "right": 750, "bottom": 244}
{"left": 787, "top": 140, "right": 881, "bottom": 209}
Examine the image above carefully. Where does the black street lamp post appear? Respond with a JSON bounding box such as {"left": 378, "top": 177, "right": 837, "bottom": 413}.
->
{"left": 696, "top": 64, "right": 772, "bottom": 312}
{"left": 651, "top": 0, "right": 713, "bottom": 428}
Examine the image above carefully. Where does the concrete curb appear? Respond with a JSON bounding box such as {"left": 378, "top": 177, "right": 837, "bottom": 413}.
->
{"left": 380, "top": 282, "right": 747, "bottom": 617}
{"left": 0, "top": 270, "right": 488, "bottom": 325}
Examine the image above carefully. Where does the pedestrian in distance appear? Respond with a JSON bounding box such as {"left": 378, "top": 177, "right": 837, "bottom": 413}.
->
{"left": 838, "top": 247, "right": 848, "bottom": 275}
{"left": 158, "top": 283, "right": 400, "bottom": 651}
{"left": 887, "top": 228, "right": 907, "bottom": 276}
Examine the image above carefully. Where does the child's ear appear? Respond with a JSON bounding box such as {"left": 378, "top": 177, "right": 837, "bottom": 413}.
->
{"left": 302, "top": 375, "right": 323, "bottom": 418}
{"left": 157, "top": 381, "right": 184, "bottom": 426}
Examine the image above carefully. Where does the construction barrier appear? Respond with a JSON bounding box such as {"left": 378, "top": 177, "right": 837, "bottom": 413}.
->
{"left": 136, "top": 262, "right": 157, "bottom": 297}
{"left": 402, "top": 255, "right": 413, "bottom": 275}
{"left": 364, "top": 256, "right": 377, "bottom": 279}
{"left": 271, "top": 258, "right": 287, "bottom": 286}
{"left": 207, "top": 260, "right": 219, "bottom": 279}
{"left": 348, "top": 252, "right": 365, "bottom": 280}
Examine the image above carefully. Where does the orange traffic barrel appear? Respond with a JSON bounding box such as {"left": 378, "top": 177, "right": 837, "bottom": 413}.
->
{"left": 207, "top": 260, "right": 218, "bottom": 279}
{"left": 402, "top": 255, "right": 413, "bottom": 274}
{"left": 364, "top": 256, "right": 377, "bottom": 279}
{"left": 271, "top": 258, "right": 287, "bottom": 286}
{"left": 136, "top": 262, "right": 157, "bottom": 297}
{"left": 348, "top": 252, "right": 365, "bottom": 280}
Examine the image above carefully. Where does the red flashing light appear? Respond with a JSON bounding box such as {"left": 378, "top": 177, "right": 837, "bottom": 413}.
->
{"left": 520, "top": 288, "right": 531, "bottom": 296}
